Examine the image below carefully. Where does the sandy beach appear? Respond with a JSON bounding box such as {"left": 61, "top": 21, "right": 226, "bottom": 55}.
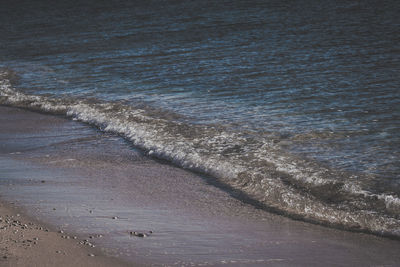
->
{"left": 1, "top": 105, "right": 400, "bottom": 266}
{"left": 0, "top": 200, "right": 130, "bottom": 267}
{"left": 0, "top": 106, "right": 133, "bottom": 266}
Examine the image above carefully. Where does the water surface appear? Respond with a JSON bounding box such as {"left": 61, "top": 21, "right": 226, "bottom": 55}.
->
{"left": 1, "top": 0, "right": 399, "bottom": 236}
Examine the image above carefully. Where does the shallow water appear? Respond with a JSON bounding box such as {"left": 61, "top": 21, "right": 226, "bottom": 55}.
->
{"left": 1, "top": 0, "right": 399, "bottom": 236}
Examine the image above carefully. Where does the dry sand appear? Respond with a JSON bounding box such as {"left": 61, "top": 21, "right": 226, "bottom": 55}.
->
{"left": 0, "top": 201, "right": 130, "bottom": 267}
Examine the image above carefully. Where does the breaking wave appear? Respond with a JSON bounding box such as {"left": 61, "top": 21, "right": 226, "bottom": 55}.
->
{"left": 1, "top": 69, "right": 399, "bottom": 238}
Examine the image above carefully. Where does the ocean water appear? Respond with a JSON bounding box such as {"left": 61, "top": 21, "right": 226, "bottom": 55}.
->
{"left": 1, "top": 0, "right": 399, "bottom": 237}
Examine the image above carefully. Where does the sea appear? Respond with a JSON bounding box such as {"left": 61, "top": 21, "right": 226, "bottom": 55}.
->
{"left": 1, "top": 0, "right": 399, "bottom": 237}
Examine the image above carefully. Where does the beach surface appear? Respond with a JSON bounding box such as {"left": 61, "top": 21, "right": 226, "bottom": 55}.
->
{"left": 1, "top": 105, "right": 400, "bottom": 266}
{"left": 0, "top": 200, "right": 130, "bottom": 267}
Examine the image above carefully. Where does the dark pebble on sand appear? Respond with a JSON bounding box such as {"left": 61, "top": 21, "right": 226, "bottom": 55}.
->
{"left": 130, "top": 231, "right": 146, "bottom": 237}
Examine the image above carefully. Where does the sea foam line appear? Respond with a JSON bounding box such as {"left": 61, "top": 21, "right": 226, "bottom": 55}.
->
{"left": 1, "top": 72, "right": 400, "bottom": 238}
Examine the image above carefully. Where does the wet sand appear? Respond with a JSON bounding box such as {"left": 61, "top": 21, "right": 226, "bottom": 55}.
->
{"left": 1, "top": 105, "right": 400, "bottom": 266}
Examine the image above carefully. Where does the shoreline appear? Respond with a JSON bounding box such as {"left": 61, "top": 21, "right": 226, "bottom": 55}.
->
{"left": 1, "top": 105, "right": 400, "bottom": 266}
{"left": 0, "top": 105, "right": 133, "bottom": 266}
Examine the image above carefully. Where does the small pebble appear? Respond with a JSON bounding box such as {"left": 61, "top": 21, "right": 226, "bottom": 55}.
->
{"left": 88, "top": 253, "right": 95, "bottom": 257}
{"left": 130, "top": 231, "right": 146, "bottom": 237}
{"left": 112, "top": 216, "right": 117, "bottom": 219}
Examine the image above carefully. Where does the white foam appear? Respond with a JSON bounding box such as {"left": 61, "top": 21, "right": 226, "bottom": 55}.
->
{"left": 1, "top": 73, "right": 400, "bottom": 237}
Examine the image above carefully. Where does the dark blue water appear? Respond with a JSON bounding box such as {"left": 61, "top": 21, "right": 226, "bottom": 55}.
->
{"left": 1, "top": 0, "right": 399, "bottom": 236}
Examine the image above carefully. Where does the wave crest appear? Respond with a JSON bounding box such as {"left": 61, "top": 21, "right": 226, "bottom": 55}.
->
{"left": 1, "top": 69, "right": 399, "bottom": 238}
